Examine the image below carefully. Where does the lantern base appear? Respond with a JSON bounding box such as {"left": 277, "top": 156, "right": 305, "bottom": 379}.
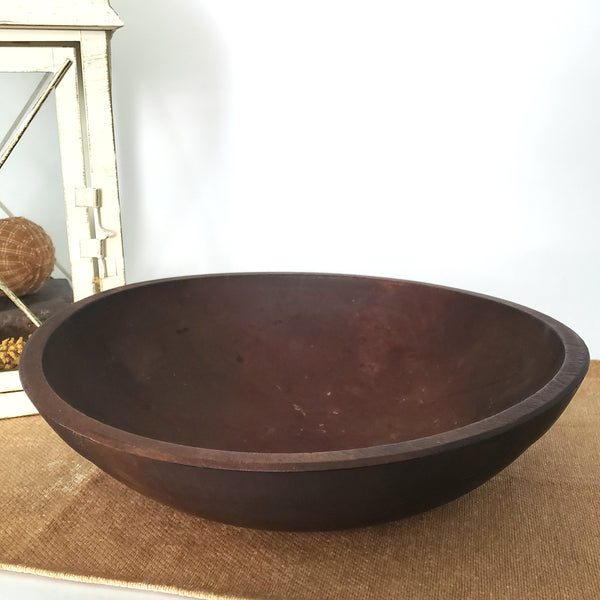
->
{"left": 0, "top": 278, "right": 72, "bottom": 418}
{"left": 0, "top": 278, "right": 72, "bottom": 340}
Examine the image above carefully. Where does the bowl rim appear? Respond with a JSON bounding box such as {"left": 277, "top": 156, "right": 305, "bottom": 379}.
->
{"left": 19, "top": 272, "right": 590, "bottom": 472}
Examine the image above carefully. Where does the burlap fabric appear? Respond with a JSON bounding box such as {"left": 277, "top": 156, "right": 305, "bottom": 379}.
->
{"left": 1, "top": 362, "right": 599, "bottom": 599}
{"left": 0, "top": 216, "right": 55, "bottom": 297}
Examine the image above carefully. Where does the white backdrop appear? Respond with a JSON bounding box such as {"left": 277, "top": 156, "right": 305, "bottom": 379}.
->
{"left": 2, "top": 0, "right": 599, "bottom": 357}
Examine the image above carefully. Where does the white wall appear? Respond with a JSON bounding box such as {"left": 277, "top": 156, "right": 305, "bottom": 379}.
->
{"left": 1, "top": 0, "right": 599, "bottom": 356}
{"left": 109, "top": 0, "right": 600, "bottom": 356}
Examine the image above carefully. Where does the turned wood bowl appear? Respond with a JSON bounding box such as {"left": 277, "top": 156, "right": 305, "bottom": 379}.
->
{"left": 19, "top": 274, "right": 589, "bottom": 530}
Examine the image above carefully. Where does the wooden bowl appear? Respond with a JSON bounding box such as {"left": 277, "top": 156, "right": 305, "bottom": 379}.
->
{"left": 19, "top": 274, "right": 589, "bottom": 530}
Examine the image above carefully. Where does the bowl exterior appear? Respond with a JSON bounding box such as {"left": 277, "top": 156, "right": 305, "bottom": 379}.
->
{"left": 43, "top": 384, "right": 578, "bottom": 531}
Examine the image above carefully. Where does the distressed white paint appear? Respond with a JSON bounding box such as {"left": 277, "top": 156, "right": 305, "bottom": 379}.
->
{"left": 0, "top": 369, "right": 21, "bottom": 393}
{"left": 0, "top": 391, "right": 37, "bottom": 418}
{"left": 0, "top": 0, "right": 122, "bottom": 30}
{"left": 78, "top": 29, "right": 126, "bottom": 290}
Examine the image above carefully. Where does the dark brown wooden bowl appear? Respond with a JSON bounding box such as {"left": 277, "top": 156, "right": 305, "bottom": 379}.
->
{"left": 19, "top": 274, "right": 589, "bottom": 530}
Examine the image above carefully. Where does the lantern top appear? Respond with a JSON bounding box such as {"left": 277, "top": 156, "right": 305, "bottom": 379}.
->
{"left": 0, "top": 0, "right": 122, "bottom": 31}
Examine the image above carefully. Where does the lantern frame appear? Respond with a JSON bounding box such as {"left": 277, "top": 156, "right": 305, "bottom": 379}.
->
{"left": 0, "top": 0, "right": 126, "bottom": 416}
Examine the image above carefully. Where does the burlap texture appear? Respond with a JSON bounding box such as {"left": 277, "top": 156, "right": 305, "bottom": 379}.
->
{"left": 0, "top": 216, "right": 55, "bottom": 297}
{"left": 1, "top": 362, "right": 599, "bottom": 599}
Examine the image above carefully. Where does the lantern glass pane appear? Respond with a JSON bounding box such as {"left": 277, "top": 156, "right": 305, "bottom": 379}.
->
{"left": 0, "top": 72, "right": 70, "bottom": 282}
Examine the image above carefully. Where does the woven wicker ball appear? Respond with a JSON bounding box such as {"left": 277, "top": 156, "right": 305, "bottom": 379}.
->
{"left": 0, "top": 216, "right": 55, "bottom": 297}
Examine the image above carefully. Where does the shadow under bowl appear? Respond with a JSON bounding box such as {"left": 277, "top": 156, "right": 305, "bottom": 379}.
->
{"left": 19, "top": 273, "right": 589, "bottom": 530}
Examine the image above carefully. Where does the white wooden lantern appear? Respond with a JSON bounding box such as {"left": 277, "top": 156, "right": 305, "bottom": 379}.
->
{"left": 0, "top": 0, "right": 126, "bottom": 416}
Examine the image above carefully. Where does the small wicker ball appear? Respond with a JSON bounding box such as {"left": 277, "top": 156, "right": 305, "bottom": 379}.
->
{"left": 0, "top": 216, "right": 55, "bottom": 296}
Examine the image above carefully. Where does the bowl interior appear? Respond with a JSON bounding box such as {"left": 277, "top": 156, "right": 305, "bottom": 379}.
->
{"left": 39, "top": 275, "right": 565, "bottom": 453}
